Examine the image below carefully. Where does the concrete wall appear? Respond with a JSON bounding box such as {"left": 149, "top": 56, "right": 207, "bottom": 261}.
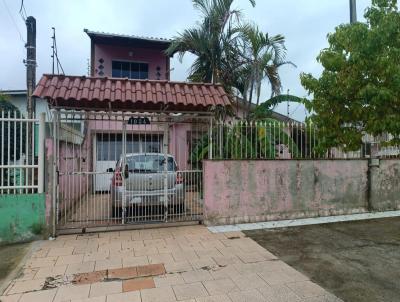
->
{"left": 203, "top": 160, "right": 400, "bottom": 225}
{"left": 0, "top": 193, "right": 46, "bottom": 244}
{"left": 370, "top": 159, "right": 400, "bottom": 211}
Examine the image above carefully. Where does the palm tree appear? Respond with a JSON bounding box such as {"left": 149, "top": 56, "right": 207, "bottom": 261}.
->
{"left": 166, "top": 0, "right": 255, "bottom": 85}
{"left": 238, "top": 24, "right": 294, "bottom": 107}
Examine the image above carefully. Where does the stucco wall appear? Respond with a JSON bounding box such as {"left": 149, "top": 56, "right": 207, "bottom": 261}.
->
{"left": 204, "top": 160, "right": 370, "bottom": 225}
{"left": 0, "top": 193, "right": 46, "bottom": 244}
{"left": 370, "top": 159, "right": 400, "bottom": 211}
{"left": 6, "top": 94, "right": 50, "bottom": 121}
{"left": 94, "top": 43, "right": 168, "bottom": 80}
{"left": 58, "top": 140, "right": 91, "bottom": 213}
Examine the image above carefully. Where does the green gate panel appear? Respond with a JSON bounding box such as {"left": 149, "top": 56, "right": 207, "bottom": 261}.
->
{"left": 0, "top": 193, "right": 45, "bottom": 244}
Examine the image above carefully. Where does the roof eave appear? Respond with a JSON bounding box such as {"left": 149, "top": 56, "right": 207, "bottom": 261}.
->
{"left": 83, "top": 29, "right": 172, "bottom": 49}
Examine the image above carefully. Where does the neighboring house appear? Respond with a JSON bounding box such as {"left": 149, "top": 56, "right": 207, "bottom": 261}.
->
{"left": 1, "top": 90, "right": 49, "bottom": 120}
{"left": 1, "top": 90, "right": 51, "bottom": 158}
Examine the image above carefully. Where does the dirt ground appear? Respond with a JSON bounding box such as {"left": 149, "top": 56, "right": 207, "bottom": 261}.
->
{"left": 245, "top": 217, "right": 400, "bottom": 302}
{"left": 0, "top": 243, "right": 31, "bottom": 289}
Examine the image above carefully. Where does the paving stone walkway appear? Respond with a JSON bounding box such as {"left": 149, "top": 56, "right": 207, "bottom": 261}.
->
{"left": 0, "top": 225, "right": 342, "bottom": 302}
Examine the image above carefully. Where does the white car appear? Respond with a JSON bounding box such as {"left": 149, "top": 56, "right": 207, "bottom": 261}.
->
{"left": 109, "top": 153, "right": 184, "bottom": 217}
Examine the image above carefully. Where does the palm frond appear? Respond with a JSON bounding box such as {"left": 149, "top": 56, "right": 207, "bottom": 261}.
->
{"left": 262, "top": 94, "right": 307, "bottom": 110}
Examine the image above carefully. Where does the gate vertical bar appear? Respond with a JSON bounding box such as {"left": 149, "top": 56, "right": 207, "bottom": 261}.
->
{"left": 122, "top": 117, "right": 127, "bottom": 225}
{"left": 163, "top": 120, "right": 169, "bottom": 222}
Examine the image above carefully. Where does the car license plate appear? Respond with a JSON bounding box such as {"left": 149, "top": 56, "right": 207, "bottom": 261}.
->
{"left": 130, "top": 197, "right": 142, "bottom": 204}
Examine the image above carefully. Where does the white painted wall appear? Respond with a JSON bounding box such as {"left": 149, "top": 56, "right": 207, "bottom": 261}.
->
{"left": 2, "top": 92, "right": 50, "bottom": 121}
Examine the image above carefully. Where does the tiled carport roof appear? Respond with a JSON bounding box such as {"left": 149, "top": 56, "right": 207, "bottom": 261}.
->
{"left": 33, "top": 74, "right": 231, "bottom": 112}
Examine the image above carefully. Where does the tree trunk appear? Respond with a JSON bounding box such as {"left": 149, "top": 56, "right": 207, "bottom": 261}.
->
{"left": 256, "top": 79, "right": 262, "bottom": 106}
{"left": 247, "top": 80, "right": 254, "bottom": 119}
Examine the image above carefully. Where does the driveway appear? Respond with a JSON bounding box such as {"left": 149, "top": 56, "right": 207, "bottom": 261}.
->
{"left": 245, "top": 217, "right": 400, "bottom": 302}
{"left": 0, "top": 225, "right": 340, "bottom": 301}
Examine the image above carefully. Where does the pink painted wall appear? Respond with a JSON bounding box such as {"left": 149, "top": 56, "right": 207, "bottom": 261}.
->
{"left": 93, "top": 43, "right": 169, "bottom": 80}
{"left": 203, "top": 160, "right": 369, "bottom": 225}
{"left": 169, "top": 123, "right": 191, "bottom": 170}
{"left": 44, "top": 136, "right": 92, "bottom": 225}
{"left": 57, "top": 136, "right": 92, "bottom": 217}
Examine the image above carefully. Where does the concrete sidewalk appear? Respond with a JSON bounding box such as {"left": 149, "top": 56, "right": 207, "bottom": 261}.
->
{"left": 0, "top": 225, "right": 341, "bottom": 302}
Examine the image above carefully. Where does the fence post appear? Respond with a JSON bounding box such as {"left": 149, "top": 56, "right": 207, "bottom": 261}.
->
{"left": 163, "top": 121, "right": 169, "bottom": 222}
{"left": 122, "top": 118, "right": 127, "bottom": 225}
{"left": 38, "top": 113, "right": 45, "bottom": 194}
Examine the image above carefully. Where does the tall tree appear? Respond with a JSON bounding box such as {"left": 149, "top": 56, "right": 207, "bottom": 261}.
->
{"left": 238, "top": 24, "right": 292, "bottom": 106}
{"left": 166, "top": 0, "right": 255, "bottom": 85}
{"left": 301, "top": 0, "right": 400, "bottom": 150}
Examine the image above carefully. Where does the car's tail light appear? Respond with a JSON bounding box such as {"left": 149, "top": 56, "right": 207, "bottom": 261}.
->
{"left": 176, "top": 171, "right": 183, "bottom": 184}
{"left": 112, "top": 168, "right": 123, "bottom": 187}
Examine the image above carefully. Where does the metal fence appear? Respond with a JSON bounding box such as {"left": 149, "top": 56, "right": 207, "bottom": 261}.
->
{"left": 209, "top": 120, "right": 400, "bottom": 160}
{"left": 0, "top": 111, "right": 45, "bottom": 194}
{"left": 52, "top": 110, "right": 209, "bottom": 230}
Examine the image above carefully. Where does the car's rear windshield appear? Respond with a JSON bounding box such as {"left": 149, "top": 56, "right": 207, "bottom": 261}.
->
{"left": 126, "top": 155, "right": 176, "bottom": 173}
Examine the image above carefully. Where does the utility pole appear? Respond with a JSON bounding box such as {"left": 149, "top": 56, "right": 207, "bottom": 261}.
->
{"left": 26, "top": 16, "right": 36, "bottom": 119}
{"left": 25, "top": 16, "right": 36, "bottom": 179}
{"left": 350, "top": 0, "right": 357, "bottom": 23}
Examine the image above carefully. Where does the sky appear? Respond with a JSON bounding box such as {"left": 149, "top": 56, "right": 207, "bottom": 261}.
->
{"left": 0, "top": 0, "right": 370, "bottom": 121}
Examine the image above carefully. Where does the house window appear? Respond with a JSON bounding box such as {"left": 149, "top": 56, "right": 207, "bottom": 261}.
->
{"left": 112, "top": 61, "right": 149, "bottom": 79}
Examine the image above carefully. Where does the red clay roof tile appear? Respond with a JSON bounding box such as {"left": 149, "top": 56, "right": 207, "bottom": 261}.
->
{"left": 33, "top": 74, "right": 231, "bottom": 112}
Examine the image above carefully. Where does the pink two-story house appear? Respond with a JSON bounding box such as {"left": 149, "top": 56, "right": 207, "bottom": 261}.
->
{"left": 34, "top": 30, "right": 230, "bottom": 193}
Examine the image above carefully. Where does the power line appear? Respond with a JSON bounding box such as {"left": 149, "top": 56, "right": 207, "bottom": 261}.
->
{"left": 19, "top": 0, "right": 27, "bottom": 21}
{"left": 289, "top": 103, "right": 302, "bottom": 117}
{"left": 1, "top": 0, "right": 26, "bottom": 44}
